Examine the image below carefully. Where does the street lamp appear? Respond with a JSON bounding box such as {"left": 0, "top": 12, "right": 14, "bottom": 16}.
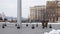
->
{"left": 17, "top": 0, "right": 22, "bottom": 29}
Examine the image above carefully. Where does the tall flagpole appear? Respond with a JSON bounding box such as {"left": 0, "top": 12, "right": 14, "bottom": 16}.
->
{"left": 17, "top": 0, "right": 22, "bottom": 28}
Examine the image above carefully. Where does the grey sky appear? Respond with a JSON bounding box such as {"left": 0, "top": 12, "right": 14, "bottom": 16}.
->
{"left": 0, "top": 0, "right": 17, "bottom": 17}
{"left": 0, "top": 0, "right": 46, "bottom": 18}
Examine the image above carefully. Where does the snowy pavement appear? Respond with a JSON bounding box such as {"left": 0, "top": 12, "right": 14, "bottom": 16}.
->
{"left": 44, "top": 29, "right": 60, "bottom": 34}
{"left": 0, "top": 22, "right": 60, "bottom": 34}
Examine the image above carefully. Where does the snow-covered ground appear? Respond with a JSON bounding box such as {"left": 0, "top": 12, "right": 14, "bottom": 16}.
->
{"left": 44, "top": 29, "right": 60, "bottom": 34}
{"left": 0, "top": 22, "right": 60, "bottom": 34}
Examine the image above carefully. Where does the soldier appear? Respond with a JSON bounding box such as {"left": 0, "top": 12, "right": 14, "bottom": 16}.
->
{"left": 41, "top": 20, "right": 49, "bottom": 29}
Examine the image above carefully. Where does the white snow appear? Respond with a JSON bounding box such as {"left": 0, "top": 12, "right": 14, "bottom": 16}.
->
{"left": 44, "top": 29, "right": 60, "bottom": 34}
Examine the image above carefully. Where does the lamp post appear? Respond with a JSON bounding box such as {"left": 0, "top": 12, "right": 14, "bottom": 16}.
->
{"left": 17, "top": 0, "right": 22, "bottom": 29}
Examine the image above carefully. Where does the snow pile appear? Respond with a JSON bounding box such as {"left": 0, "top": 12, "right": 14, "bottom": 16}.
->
{"left": 44, "top": 29, "right": 60, "bottom": 34}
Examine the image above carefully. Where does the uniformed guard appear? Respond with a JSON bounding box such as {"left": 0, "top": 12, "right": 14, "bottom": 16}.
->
{"left": 41, "top": 19, "right": 49, "bottom": 29}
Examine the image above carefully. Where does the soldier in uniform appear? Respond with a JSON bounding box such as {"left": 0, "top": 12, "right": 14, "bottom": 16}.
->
{"left": 41, "top": 19, "right": 49, "bottom": 29}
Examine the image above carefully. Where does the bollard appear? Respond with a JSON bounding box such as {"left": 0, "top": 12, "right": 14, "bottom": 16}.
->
{"left": 36, "top": 24, "right": 38, "bottom": 27}
{"left": 17, "top": 25, "right": 20, "bottom": 29}
{"left": 26, "top": 24, "right": 28, "bottom": 27}
{"left": 42, "top": 26, "right": 44, "bottom": 29}
{"left": 49, "top": 24, "right": 52, "bottom": 28}
{"left": 32, "top": 26, "right": 34, "bottom": 29}
{"left": 32, "top": 24, "right": 35, "bottom": 29}
{"left": 2, "top": 24, "right": 5, "bottom": 28}
{"left": 2, "top": 26, "right": 5, "bottom": 28}
{"left": 4, "top": 24, "right": 7, "bottom": 26}
{"left": 15, "top": 24, "right": 17, "bottom": 26}
{"left": 17, "top": 26, "right": 20, "bottom": 29}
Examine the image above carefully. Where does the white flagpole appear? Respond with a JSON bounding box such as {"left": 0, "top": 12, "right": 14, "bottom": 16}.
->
{"left": 17, "top": 0, "right": 22, "bottom": 28}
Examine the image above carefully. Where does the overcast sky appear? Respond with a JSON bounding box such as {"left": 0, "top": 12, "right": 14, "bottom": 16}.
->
{"left": 0, "top": 0, "right": 46, "bottom": 18}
